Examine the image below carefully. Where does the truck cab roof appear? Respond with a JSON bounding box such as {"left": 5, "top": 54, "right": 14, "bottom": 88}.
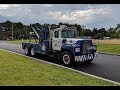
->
{"left": 53, "top": 26, "right": 77, "bottom": 31}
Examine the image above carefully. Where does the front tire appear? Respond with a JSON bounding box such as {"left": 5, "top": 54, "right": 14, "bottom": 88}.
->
{"left": 61, "top": 51, "right": 74, "bottom": 67}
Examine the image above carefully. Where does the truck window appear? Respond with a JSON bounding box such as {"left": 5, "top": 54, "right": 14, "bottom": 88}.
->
{"left": 54, "top": 31, "right": 59, "bottom": 38}
{"left": 61, "top": 30, "right": 77, "bottom": 38}
{"left": 46, "top": 32, "right": 49, "bottom": 39}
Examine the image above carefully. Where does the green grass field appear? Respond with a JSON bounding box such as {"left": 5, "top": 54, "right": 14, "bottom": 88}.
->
{"left": 96, "top": 43, "right": 120, "bottom": 54}
{"left": 94, "top": 39, "right": 120, "bottom": 54}
{"left": 7, "top": 39, "right": 37, "bottom": 45}
{"left": 0, "top": 49, "right": 118, "bottom": 86}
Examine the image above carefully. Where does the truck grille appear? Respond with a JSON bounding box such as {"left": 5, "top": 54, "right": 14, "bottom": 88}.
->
{"left": 81, "top": 40, "right": 92, "bottom": 54}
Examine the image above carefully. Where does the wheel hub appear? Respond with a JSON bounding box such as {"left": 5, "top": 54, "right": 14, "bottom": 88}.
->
{"left": 24, "top": 47, "right": 28, "bottom": 54}
{"left": 31, "top": 48, "right": 35, "bottom": 56}
{"left": 63, "top": 54, "right": 70, "bottom": 64}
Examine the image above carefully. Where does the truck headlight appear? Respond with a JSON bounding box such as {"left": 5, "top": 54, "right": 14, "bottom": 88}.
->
{"left": 92, "top": 46, "right": 96, "bottom": 50}
{"left": 66, "top": 40, "right": 74, "bottom": 44}
{"left": 75, "top": 48, "right": 80, "bottom": 52}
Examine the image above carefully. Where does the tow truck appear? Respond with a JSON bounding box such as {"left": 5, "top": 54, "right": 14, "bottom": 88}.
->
{"left": 22, "top": 25, "right": 97, "bottom": 67}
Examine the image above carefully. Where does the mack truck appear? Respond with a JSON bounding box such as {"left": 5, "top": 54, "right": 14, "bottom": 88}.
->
{"left": 22, "top": 25, "right": 97, "bottom": 67}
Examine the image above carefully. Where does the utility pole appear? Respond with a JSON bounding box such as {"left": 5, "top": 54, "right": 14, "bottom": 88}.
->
{"left": 82, "top": 25, "right": 85, "bottom": 37}
{"left": 12, "top": 23, "right": 13, "bottom": 39}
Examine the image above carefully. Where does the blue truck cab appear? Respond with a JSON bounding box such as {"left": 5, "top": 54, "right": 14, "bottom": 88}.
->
{"left": 22, "top": 25, "right": 97, "bottom": 67}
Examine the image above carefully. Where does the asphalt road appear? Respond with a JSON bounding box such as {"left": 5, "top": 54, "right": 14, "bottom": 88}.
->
{"left": 0, "top": 41, "right": 120, "bottom": 83}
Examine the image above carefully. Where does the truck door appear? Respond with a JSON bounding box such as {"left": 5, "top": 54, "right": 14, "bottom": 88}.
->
{"left": 52, "top": 31, "right": 62, "bottom": 51}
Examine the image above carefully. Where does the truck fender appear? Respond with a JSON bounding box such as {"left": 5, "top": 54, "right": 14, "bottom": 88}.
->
{"left": 61, "top": 48, "right": 74, "bottom": 57}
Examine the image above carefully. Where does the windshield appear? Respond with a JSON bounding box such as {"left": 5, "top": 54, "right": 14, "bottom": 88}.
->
{"left": 61, "top": 30, "right": 77, "bottom": 38}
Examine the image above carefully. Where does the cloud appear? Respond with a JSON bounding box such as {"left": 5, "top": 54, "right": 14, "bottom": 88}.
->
{"left": 0, "top": 15, "right": 9, "bottom": 22}
{"left": 0, "top": 4, "right": 120, "bottom": 29}
{"left": 0, "top": 4, "right": 20, "bottom": 9}
{"left": 0, "top": 4, "right": 12, "bottom": 9}
{"left": 48, "top": 7, "right": 110, "bottom": 25}
{"left": 40, "top": 4, "right": 53, "bottom": 7}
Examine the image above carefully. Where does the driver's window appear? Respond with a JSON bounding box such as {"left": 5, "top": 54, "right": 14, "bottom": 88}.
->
{"left": 61, "top": 31, "right": 66, "bottom": 38}
{"left": 54, "top": 31, "right": 59, "bottom": 38}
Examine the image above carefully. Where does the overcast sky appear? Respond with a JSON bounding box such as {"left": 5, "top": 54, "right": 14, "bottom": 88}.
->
{"left": 0, "top": 4, "right": 120, "bottom": 29}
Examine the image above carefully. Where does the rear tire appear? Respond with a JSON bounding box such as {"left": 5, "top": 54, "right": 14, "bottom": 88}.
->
{"left": 30, "top": 47, "right": 36, "bottom": 57}
{"left": 61, "top": 51, "right": 74, "bottom": 67}
{"left": 24, "top": 46, "right": 30, "bottom": 56}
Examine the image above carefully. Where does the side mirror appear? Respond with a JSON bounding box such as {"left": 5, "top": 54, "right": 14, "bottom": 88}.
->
{"left": 62, "top": 39, "right": 67, "bottom": 43}
{"left": 39, "top": 38, "right": 43, "bottom": 44}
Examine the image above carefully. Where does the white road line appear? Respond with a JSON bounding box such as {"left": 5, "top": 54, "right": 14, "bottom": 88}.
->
{"left": 0, "top": 48, "right": 120, "bottom": 85}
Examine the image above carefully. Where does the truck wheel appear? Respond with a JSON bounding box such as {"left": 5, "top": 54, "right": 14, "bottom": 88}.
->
{"left": 24, "top": 46, "right": 30, "bottom": 56}
{"left": 61, "top": 51, "right": 74, "bottom": 67}
{"left": 30, "top": 47, "right": 36, "bottom": 57}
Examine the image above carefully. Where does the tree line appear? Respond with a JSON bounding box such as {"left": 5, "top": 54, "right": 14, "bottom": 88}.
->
{"left": 0, "top": 20, "right": 120, "bottom": 40}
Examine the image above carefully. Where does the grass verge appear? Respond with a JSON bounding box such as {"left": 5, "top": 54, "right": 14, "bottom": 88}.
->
{"left": 7, "top": 39, "right": 37, "bottom": 45}
{"left": 0, "top": 49, "right": 119, "bottom": 86}
{"left": 96, "top": 43, "right": 120, "bottom": 54}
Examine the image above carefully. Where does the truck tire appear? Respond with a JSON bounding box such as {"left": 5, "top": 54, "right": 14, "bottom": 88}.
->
{"left": 24, "top": 46, "right": 30, "bottom": 56}
{"left": 61, "top": 51, "right": 74, "bottom": 67}
{"left": 30, "top": 47, "right": 36, "bottom": 57}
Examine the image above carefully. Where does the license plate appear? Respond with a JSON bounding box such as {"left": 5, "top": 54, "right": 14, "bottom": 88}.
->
{"left": 75, "top": 54, "right": 94, "bottom": 62}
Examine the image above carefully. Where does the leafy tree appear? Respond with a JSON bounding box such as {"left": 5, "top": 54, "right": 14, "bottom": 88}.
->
{"left": 1, "top": 20, "right": 120, "bottom": 40}
{"left": 58, "top": 22, "right": 63, "bottom": 25}
{"left": 84, "top": 29, "right": 92, "bottom": 36}
{"left": 92, "top": 27, "right": 98, "bottom": 36}
{"left": 74, "top": 24, "right": 82, "bottom": 37}
{"left": 94, "top": 33, "right": 104, "bottom": 39}
{"left": 0, "top": 25, "right": 4, "bottom": 40}
{"left": 108, "top": 27, "right": 117, "bottom": 38}
{"left": 115, "top": 24, "right": 120, "bottom": 38}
